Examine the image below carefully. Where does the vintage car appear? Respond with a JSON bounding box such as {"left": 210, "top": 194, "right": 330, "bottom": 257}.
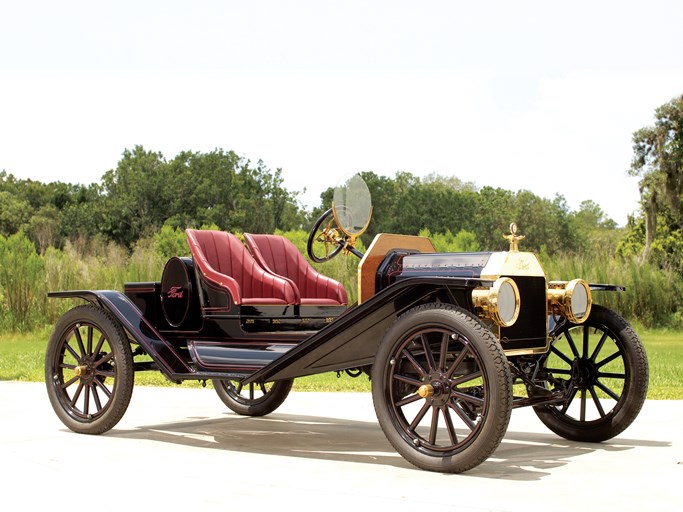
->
{"left": 45, "top": 174, "right": 649, "bottom": 473}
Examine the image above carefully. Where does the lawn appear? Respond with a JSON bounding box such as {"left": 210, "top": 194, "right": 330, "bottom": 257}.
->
{"left": 1, "top": 327, "right": 680, "bottom": 398}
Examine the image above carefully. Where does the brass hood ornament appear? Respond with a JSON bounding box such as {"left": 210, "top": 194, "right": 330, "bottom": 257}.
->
{"left": 503, "top": 223, "right": 525, "bottom": 252}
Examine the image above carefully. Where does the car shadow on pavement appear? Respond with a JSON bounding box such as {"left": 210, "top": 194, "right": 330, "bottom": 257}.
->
{"left": 107, "top": 411, "right": 670, "bottom": 480}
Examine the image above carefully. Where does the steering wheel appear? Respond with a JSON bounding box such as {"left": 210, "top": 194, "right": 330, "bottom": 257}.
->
{"left": 307, "top": 208, "right": 346, "bottom": 263}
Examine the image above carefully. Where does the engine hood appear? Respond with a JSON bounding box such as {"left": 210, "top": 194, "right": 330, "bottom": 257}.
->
{"left": 396, "top": 251, "right": 546, "bottom": 280}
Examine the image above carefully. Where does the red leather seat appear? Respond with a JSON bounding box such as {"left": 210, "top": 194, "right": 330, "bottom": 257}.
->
{"left": 244, "top": 233, "right": 348, "bottom": 306}
{"left": 186, "top": 229, "right": 299, "bottom": 305}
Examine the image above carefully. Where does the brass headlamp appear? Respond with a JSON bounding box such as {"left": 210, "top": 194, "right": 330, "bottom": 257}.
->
{"left": 472, "top": 277, "right": 521, "bottom": 327}
{"left": 548, "top": 279, "right": 592, "bottom": 324}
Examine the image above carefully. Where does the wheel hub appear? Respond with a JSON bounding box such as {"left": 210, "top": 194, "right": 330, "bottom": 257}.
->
{"left": 572, "top": 357, "right": 597, "bottom": 389}
{"left": 419, "top": 373, "right": 451, "bottom": 407}
{"left": 74, "top": 358, "right": 96, "bottom": 383}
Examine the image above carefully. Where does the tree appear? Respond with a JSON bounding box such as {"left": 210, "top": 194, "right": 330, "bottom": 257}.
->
{"left": 0, "top": 191, "right": 31, "bottom": 236}
{"left": 99, "top": 146, "right": 168, "bottom": 247}
{"left": 570, "top": 200, "right": 620, "bottom": 254}
{"left": 629, "top": 94, "right": 683, "bottom": 262}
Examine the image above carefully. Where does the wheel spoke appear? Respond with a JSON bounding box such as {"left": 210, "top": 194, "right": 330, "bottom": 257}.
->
{"left": 393, "top": 374, "right": 423, "bottom": 388}
{"left": 451, "top": 370, "right": 482, "bottom": 387}
{"left": 565, "top": 330, "right": 581, "bottom": 359}
{"left": 589, "top": 386, "right": 606, "bottom": 418}
{"left": 94, "top": 368, "right": 115, "bottom": 379}
{"left": 61, "top": 375, "right": 80, "bottom": 389}
{"left": 402, "top": 348, "right": 428, "bottom": 378}
{"left": 73, "top": 327, "right": 87, "bottom": 358}
{"left": 249, "top": 383, "right": 255, "bottom": 400}
{"left": 580, "top": 389, "right": 587, "bottom": 422}
{"left": 438, "top": 333, "right": 449, "bottom": 372}
{"left": 596, "top": 351, "right": 622, "bottom": 369}
{"left": 561, "top": 387, "right": 578, "bottom": 414}
{"left": 83, "top": 385, "right": 91, "bottom": 415}
{"left": 93, "top": 352, "right": 114, "bottom": 368}
{"left": 236, "top": 382, "right": 244, "bottom": 394}
{"left": 582, "top": 326, "right": 590, "bottom": 358}
{"left": 590, "top": 331, "right": 609, "bottom": 361}
{"left": 70, "top": 381, "right": 85, "bottom": 406}
{"left": 544, "top": 367, "right": 572, "bottom": 375}
{"left": 429, "top": 407, "right": 439, "bottom": 445}
{"left": 550, "top": 345, "right": 574, "bottom": 366}
{"left": 94, "top": 378, "right": 113, "bottom": 399}
{"left": 259, "top": 382, "right": 267, "bottom": 395}
{"left": 93, "top": 333, "right": 106, "bottom": 358}
{"left": 442, "top": 407, "right": 459, "bottom": 444}
{"left": 595, "top": 380, "right": 621, "bottom": 401}
{"left": 450, "top": 390, "right": 484, "bottom": 408}
{"left": 445, "top": 344, "right": 470, "bottom": 379}
{"left": 396, "top": 393, "right": 423, "bottom": 407}
{"left": 409, "top": 401, "right": 432, "bottom": 431}
{"left": 92, "top": 385, "right": 103, "bottom": 412}
{"left": 420, "top": 334, "right": 436, "bottom": 372}
{"left": 87, "top": 326, "right": 94, "bottom": 356}
{"left": 64, "top": 340, "right": 81, "bottom": 362}
{"left": 597, "top": 371, "right": 625, "bottom": 380}
{"left": 449, "top": 401, "right": 477, "bottom": 430}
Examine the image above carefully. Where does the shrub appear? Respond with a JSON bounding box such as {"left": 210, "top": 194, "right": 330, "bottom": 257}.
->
{"left": 0, "top": 232, "right": 45, "bottom": 330}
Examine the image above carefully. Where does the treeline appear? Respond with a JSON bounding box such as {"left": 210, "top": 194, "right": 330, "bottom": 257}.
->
{"left": 2, "top": 149, "right": 620, "bottom": 257}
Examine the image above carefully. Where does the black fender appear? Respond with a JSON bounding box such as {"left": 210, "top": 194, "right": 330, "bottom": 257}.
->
{"left": 244, "top": 276, "right": 491, "bottom": 384}
{"left": 48, "top": 290, "right": 192, "bottom": 379}
{"left": 589, "top": 283, "right": 625, "bottom": 292}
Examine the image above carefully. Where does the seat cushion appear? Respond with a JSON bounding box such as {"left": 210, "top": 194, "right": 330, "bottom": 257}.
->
{"left": 186, "top": 229, "right": 299, "bottom": 305}
{"left": 244, "top": 233, "right": 348, "bottom": 305}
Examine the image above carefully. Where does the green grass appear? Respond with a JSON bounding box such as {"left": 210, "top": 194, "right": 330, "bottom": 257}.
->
{"left": 1, "top": 327, "right": 679, "bottom": 398}
{"left": 639, "top": 328, "right": 683, "bottom": 399}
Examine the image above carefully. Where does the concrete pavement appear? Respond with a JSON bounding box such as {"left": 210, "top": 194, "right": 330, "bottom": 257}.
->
{"left": 1, "top": 381, "right": 681, "bottom": 511}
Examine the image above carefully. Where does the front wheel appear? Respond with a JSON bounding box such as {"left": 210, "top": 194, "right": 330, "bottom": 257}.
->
{"left": 45, "top": 305, "right": 134, "bottom": 434}
{"left": 372, "top": 304, "right": 512, "bottom": 473}
{"left": 213, "top": 379, "right": 293, "bottom": 416}
{"left": 533, "top": 305, "right": 648, "bottom": 442}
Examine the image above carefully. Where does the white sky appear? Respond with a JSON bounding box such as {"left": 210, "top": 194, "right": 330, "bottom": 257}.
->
{"left": 2, "top": 1, "right": 683, "bottom": 227}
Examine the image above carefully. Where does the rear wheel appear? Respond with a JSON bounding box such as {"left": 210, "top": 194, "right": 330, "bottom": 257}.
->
{"left": 534, "top": 305, "right": 648, "bottom": 442}
{"left": 213, "top": 379, "right": 293, "bottom": 416}
{"left": 372, "top": 304, "right": 512, "bottom": 473}
{"left": 45, "top": 305, "right": 134, "bottom": 434}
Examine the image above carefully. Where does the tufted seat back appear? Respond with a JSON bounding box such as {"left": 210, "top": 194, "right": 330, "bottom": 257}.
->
{"left": 244, "top": 233, "right": 348, "bottom": 305}
{"left": 186, "top": 229, "right": 299, "bottom": 305}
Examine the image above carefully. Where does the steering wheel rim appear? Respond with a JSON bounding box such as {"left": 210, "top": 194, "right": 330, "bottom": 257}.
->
{"left": 307, "top": 208, "right": 346, "bottom": 263}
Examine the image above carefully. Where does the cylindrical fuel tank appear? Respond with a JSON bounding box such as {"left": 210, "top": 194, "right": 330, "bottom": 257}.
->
{"left": 161, "top": 256, "right": 199, "bottom": 329}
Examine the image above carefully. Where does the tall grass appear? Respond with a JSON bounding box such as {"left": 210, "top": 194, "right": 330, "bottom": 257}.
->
{"left": 1, "top": 229, "right": 682, "bottom": 331}
{"left": 540, "top": 251, "right": 683, "bottom": 329}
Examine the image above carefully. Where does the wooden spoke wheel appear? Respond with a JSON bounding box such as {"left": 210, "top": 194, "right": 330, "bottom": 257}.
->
{"left": 372, "top": 304, "right": 512, "bottom": 473}
{"left": 213, "top": 378, "right": 293, "bottom": 416}
{"left": 45, "top": 305, "right": 134, "bottom": 434}
{"left": 534, "top": 305, "right": 648, "bottom": 442}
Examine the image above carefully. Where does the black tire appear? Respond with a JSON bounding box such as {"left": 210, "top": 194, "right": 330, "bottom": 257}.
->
{"left": 45, "top": 304, "right": 134, "bottom": 434}
{"left": 212, "top": 379, "right": 293, "bottom": 416}
{"left": 307, "top": 208, "right": 344, "bottom": 263}
{"left": 534, "top": 304, "right": 648, "bottom": 442}
{"left": 372, "top": 304, "right": 512, "bottom": 473}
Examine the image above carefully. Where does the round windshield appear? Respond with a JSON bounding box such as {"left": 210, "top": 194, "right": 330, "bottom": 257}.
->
{"left": 332, "top": 174, "right": 372, "bottom": 237}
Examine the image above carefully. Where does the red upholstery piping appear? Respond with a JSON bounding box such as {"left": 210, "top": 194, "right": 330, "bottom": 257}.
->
{"left": 186, "top": 229, "right": 299, "bottom": 305}
{"left": 244, "top": 233, "right": 348, "bottom": 305}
